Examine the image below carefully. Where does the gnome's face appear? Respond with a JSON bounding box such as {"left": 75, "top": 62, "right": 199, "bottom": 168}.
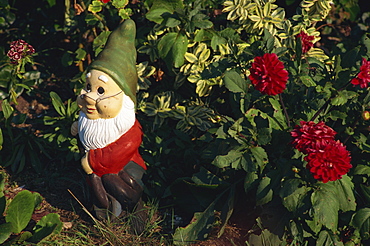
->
{"left": 77, "top": 69, "right": 124, "bottom": 120}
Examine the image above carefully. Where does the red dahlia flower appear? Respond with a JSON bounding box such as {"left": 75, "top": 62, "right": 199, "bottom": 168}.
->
{"left": 304, "top": 141, "right": 352, "bottom": 183}
{"left": 7, "top": 39, "right": 35, "bottom": 64}
{"left": 296, "top": 31, "right": 315, "bottom": 54}
{"left": 100, "top": 0, "right": 110, "bottom": 3}
{"left": 291, "top": 121, "right": 337, "bottom": 154}
{"left": 351, "top": 58, "right": 370, "bottom": 88}
{"left": 249, "top": 53, "right": 289, "bottom": 96}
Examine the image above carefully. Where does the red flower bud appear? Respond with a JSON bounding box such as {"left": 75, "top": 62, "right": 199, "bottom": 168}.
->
{"left": 362, "top": 111, "right": 370, "bottom": 120}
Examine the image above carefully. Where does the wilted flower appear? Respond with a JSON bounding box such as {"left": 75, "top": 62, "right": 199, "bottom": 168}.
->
{"left": 7, "top": 39, "right": 35, "bottom": 64}
{"left": 304, "top": 141, "right": 352, "bottom": 183}
{"left": 249, "top": 53, "right": 289, "bottom": 96}
{"left": 351, "top": 58, "right": 370, "bottom": 88}
{"left": 291, "top": 121, "right": 337, "bottom": 154}
{"left": 296, "top": 31, "right": 315, "bottom": 54}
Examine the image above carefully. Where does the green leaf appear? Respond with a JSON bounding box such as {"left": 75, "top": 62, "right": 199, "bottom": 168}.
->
{"left": 194, "top": 29, "right": 206, "bottom": 42}
{"left": 334, "top": 175, "right": 356, "bottom": 212}
{"left": 88, "top": 0, "right": 103, "bottom": 13}
{"left": 263, "top": 29, "right": 274, "bottom": 53}
{"left": 28, "top": 213, "right": 62, "bottom": 243}
{"left": 311, "top": 187, "right": 339, "bottom": 232}
{"left": 244, "top": 171, "right": 258, "bottom": 193}
{"left": 85, "top": 13, "right": 99, "bottom": 26}
{"left": 50, "top": 91, "right": 66, "bottom": 117}
{"left": 173, "top": 201, "right": 215, "bottom": 245}
{"left": 46, "top": 0, "right": 56, "bottom": 7}
{"left": 0, "top": 195, "right": 6, "bottom": 214}
{"left": 257, "top": 127, "right": 271, "bottom": 145}
{"left": 351, "top": 208, "right": 370, "bottom": 240}
{"left": 192, "top": 13, "right": 213, "bottom": 29}
{"left": 33, "top": 192, "right": 43, "bottom": 210}
{"left": 359, "top": 184, "right": 370, "bottom": 204}
{"left": 331, "top": 90, "right": 358, "bottom": 106}
{"left": 212, "top": 149, "right": 243, "bottom": 169}
{"left": 184, "top": 53, "right": 198, "bottom": 63}
{"left": 217, "top": 185, "right": 235, "bottom": 238}
{"left": 112, "top": 0, "right": 128, "bottom": 9}
{"left": 93, "top": 31, "right": 111, "bottom": 56}
{"left": 2, "top": 99, "right": 14, "bottom": 119}
{"left": 0, "top": 222, "right": 13, "bottom": 244}
{"left": 341, "top": 47, "right": 361, "bottom": 68}
{"left": 362, "top": 34, "right": 370, "bottom": 57}
{"left": 146, "top": 0, "right": 183, "bottom": 24}
{"left": 316, "top": 230, "right": 344, "bottom": 246}
{"left": 300, "top": 75, "right": 316, "bottom": 87}
{"left": 172, "top": 34, "right": 188, "bottom": 68}
{"left": 247, "top": 228, "right": 282, "bottom": 246}
{"left": 165, "top": 16, "right": 181, "bottom": 27}
{"left": 5, "top": 190, "right": 35, "bottom": 234}
{"left": 353, "top": 165, "right": 370, "bottom": 176}
{"left": 75, "top": 48, "right": 87, "bottom": 61}
{"left": 158, "top": 32, "right": 188, "bottom": 68}
{"left": 210, "top": 35, "right": 226, "bottom": 51}
{"left": 118, "top": 8, "right": 132, "bottom": 20}
{"left": 250, "top": 146, "right": 268, "bottom": 168}
{"left": 279, "top": 179, "right": 309, "bottom": 212}
{"left": 268, "top": 97, "right": 287, "bottom": 129}
{"left": 256, "top": 176, "right": 273, "bottom": 206}
{"left": 223, "top": 70, "right": 247, "bottom": 94}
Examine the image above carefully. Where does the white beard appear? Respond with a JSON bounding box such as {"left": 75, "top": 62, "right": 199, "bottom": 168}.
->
{"left": 78, "top": 95, "right": 136, "bottom": 150}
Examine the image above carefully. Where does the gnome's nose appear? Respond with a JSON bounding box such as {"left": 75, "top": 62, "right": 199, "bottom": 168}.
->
{"left": 81, "top": 92, "right": 98, "bottom": 104}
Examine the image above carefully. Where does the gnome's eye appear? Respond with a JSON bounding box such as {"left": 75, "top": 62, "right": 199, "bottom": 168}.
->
{"left": 86, "top": 83, "right": 91, "bottom": 92}
{"left": 97, "top": 87, "right": 105, "bottom": 96}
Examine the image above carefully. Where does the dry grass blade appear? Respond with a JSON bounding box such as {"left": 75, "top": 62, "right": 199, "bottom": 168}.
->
{"left": 67, "top": 189, "right": 125, "bottom": 246}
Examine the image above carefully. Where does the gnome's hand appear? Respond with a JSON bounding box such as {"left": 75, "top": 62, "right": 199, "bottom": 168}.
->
{"left": 101, "top": 168, "right": 143, "bottom": 211}
{"left": 81, "top": 153, "right": 93, "bottom": 174}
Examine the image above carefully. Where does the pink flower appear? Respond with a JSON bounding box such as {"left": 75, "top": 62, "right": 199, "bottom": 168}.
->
{"left": 296, "top": 31, "right": 315, "bottom": 54}
{"left": 249, "top": 53, "right": 289, "bottom": 96}
{"left": 7, "top": 39, "right": 35, "bottom": 64}
{"left": 351, "top": 58, "right": 370, "bottom": 88}
{"left": 304, "top": 141, "right": 352, "bottom": 183}
{"left": 291, "top": 121, "right": 337, "bottom": 154}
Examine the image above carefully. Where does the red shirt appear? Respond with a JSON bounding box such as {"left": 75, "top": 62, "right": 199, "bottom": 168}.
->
{"left": 88, "top": 120, "right": 146, "bottom": 177}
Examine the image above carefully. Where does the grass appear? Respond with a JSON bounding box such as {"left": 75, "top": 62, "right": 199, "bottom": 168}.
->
{"left": 42, "top": 190, "right": 170, "bottom": 246}
{"left": 1, "top": 167, "right": 172, "bottom": 246}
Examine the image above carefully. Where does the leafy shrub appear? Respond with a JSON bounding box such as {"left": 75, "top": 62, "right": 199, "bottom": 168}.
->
{"left": 0, "top": 171, "right": 62, "bottom": 244}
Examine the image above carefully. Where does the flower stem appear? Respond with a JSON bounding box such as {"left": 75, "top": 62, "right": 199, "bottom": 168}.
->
{"left": 310, "top": 81, "right": 353, "bottom": 122}
{"left": 279, "top": 94, "right": 291, "bottom": 128}
{"left": 310, "top": 100, "right": 330, "bottom": 122}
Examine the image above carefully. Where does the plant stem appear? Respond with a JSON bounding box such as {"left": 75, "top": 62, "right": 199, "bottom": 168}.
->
{"left": 279, "top": 94, "right": 291, "bottom": 128}
{"left": 310, "top": 100, "right": 330, "bottom": 122}
{"left": 310, "top": 80, "right": 353, "bottom": 122}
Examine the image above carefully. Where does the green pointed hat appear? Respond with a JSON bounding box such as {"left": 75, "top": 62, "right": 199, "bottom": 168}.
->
{"left": 88, "top": 19, "right": 138, "bottom": 105}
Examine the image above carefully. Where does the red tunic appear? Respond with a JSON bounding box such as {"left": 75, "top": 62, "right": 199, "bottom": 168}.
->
{"left": 88, "top": 119, "right": 146, "bottom": 177}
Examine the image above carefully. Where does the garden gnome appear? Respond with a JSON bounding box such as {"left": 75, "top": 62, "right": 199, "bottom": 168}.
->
{"left": 70, "top": 19, "right": 147, "bottom": 233}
